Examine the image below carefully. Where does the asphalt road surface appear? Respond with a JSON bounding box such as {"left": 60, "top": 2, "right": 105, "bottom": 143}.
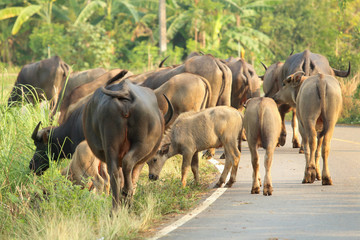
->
{"left": 155, "top": 123, "right": 360, "bottom": 240}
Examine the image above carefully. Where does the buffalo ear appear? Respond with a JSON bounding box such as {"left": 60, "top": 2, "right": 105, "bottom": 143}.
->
{"left": 292, "top": 71, "right": 305, "bottom": 84}
{"left": 159, "top": 143, "right": 170, "bottom": 155}
{"left": 42, "top": 129, "right": 50, "bottom": 144}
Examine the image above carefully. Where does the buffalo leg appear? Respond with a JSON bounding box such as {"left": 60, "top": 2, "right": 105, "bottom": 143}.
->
{"left": 278, "top": 104, "right": 291, "bottom": 146}
{"left": 315, "top": 135, "right": 323, "bottom": 181}
{"left": 291, "top": 109, "right": 301, "bottom": 148}
{"left": 225, "top": 145, "right": 241, "bottom": 188}
{"left": 302, "top": 120, "right": 317, "bottom": 184}
{"left": 321, "top": 126, "right": 335, "bottom": 185}
{"left": 249, "top": 145, "right": 260, "bottom": 194}
{"left": 181, "top": 150, "right": 196, "bottom": 187}
{"left": 105, "top": 148, "right": 123, "bottom": 210}
{"left": 191, "top": 152, "right": 200, "bottom": 184}
{"left": 263, "top": 146, "right": 275, "bottom": 196}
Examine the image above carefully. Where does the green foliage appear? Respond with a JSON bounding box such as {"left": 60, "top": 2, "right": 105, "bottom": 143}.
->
{"left": 66, "top": 23, "right": 114, "bottom": 70}
{"left": 29, "top": 23, "right": 70, "bottom": 60}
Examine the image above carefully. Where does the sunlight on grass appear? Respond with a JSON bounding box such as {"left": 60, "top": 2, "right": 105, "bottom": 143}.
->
{"left": 0, "top": 72, "right": 218, "bottom": 239}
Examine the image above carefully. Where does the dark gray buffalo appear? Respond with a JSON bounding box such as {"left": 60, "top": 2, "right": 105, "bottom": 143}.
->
{"left": 261, "top": 50, "right": 350, "bottom": 149}
{"left": 8, "top": 56, "right": 70, "bottom": 106}
{"left": 28, "top": 71, "right": 132, "bottom": 175}
{"left": 29, "top": 104, "right": 85, "bottom": 175}
{"left": 56, "top": 69, "right": 131, "bottom": 124}
{"left": 83, "top": 79, "right": 173, "bottom": 209}
{"left": 225, "top": 57, "right": 261, "bottom": 110}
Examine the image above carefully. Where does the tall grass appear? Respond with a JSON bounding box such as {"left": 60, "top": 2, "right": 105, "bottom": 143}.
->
{"left": 0, "top": 71, "right": 217, "bottom": 239}
{"left": 338, "top": 74, "right": 360, "bottom": 124}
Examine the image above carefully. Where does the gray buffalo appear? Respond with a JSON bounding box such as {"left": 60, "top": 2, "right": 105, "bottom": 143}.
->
{"left": 61, "top": 140, "right": 110, "bottom": 195}
{"left": 154, "top": 72, "right": 211, "bottom": 128}
{"left": 8, "top": 56, "right": 70, "bottom": 107}
{"left": 243, "top": 97, "right": 282, "bottom": 196}
{"left": 261, "top": 50, "right": 350, "bottom": 149}
{"left": 225, "top": 57, "right": 261, "bottom": 110}
{"left": 147, "top": 106, "right": 243, "bottom": 188}
{"left": 83, "top": 79, "right": 173, "bottom": 209}
{"left": 140, "top": 54, "right": 232, "bottom": 108}
{"left": 56, "top": 69, "right": 131, "bottom": 124}
{"left": 273, "top": 72, "right": 342, "bottom": 185}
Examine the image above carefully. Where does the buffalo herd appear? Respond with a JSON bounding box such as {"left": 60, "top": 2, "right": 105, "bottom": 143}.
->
{"left": 8, "top": 50, "right": 349, "bottom": 209}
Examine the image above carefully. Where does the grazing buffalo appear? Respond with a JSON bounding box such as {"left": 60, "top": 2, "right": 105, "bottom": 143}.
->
{"left": 147, "top": 106, "right": 243, "bottom": 188}
{"left": 243, "top": 97, "right": 282, "bottom": 196}
{"left": 61, "top": 141, "right": 110, "bottom": 195}
{"left": 8, "top": 56, "right": 70, "bottom": 106}
{"left": 140, "top": 54, "right": 232, "bottom": 107}
{"left": 225, "top": 57, "right": 261, "bottom": 110}
{"left": 261, "top": 50, "right": 350, "bottom": 149}
{"left": 154, "top": 72, "right": 211, "bottom": 128}
{"left": 29, "top": 104, "right": 85, "bottom": 175}
{"left": 56, "top": 69, "right": 131, "bottom": 124}
{"left": 273, "top": 72, "right": 342, "bottom": 185}
{"left": 83, "top": 80, "right": 173, "bottom": 209}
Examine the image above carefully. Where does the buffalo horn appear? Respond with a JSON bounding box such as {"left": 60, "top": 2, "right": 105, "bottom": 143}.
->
{"left": 158, "top": 56, "right": 169, "bottom": 68}
{"left": 332, "top": 62, "right": 351, "bottom": 78}
{"left": 289, "top": 49, "right": 294, "bottom": 56}
{"left": 260, "top": 62, "right": 268, "bottom": 71}
{"left": 163, "top": 94, "right": 174, "bottom": 126}
{"left": 31, "top": 121, "right": 42, "bottom": 141}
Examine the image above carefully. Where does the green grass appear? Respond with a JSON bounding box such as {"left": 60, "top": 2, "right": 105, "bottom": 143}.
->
{"left": 0, "top": 71, "right": 218, "bottom": 239}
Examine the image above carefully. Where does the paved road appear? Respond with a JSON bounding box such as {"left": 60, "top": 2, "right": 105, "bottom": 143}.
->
{"left": 156, "top": 124, "right": 360, "bottom": 240}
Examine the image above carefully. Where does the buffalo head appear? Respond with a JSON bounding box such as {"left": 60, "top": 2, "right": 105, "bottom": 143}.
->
{"left": 147, "top": 142, "right": 171, "bottom": 181}
{"left": 29, "top": 122, "right": 53, "bottom": 175}
{"left": 273, "top": 71, "right": 306, "bottom": 107}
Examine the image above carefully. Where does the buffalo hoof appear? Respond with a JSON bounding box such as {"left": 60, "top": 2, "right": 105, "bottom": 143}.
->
{"left": 263, "top": 184, "right": 273, "bottom": 196}
{"left": 214, "top": 182, "right": 223, "bottom": 188}
{"left": 219, "top": 153, "right": 225, "bottom": 159}
{"left": 299, "top": 147, "right": 304, "bottom": 154}
{"left": 251, "top": 186, "right": 260, "bottom": 194}
{"left": 302, "top": 168, "right": 316, "bottom": 184}
{"left": 292, "top": 140, "right": 301, "bottom": 148}
{"left": 322, "top": 176, "right": 333, "bottom": 185}
{"left": 225, "top": 180, "right": 235, "bottom": 188}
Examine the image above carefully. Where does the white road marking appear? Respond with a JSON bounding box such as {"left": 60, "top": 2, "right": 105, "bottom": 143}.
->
{"left": 148, "top": 158, "right": 228, "bottom": 240}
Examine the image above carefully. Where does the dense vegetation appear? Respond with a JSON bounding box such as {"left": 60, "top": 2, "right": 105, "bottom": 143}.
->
{"left": 0, "top": 0, "right": 358, "bottom": 72}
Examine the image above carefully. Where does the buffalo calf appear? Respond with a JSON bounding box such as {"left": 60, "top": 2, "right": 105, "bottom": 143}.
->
{"left": 148, "top": 106, "right": 243, "bottom": 188}
{"left": 243, "top": 97, "right": 282, "bottom": 196}
{"left": 61, "top": 141, "right": 110, "bottom": 194}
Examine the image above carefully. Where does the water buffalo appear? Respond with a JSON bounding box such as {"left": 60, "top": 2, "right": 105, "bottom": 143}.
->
{"left": 261, "top": 50, "right": 350, "bottom": 149}
{"left": 8, "top": 56, "right": 70, "bottom": 106}
{"left": 61, "top": 140, "right": 110, "bottom": 194}
{"left": 147, "top": 106, "right": 243, "bottom": 188}
{"left": 273, "top": 72, "right": 342, "bottom": 185}
{"left": 83, "top": 79, "right": 173, "bottom": 209}
{"left": 243, "top": 97, "right": 282, "bottom": 196}
{"left": 154, "top": 72, "right": 211, "bottom": 128}
{"left": 56, "top": 69, "right": 131, "bottom": 124}
{"left": 225, "top": 57, "right": 261, "bottom": 110}
{"left": 140, "top": 54, "right": 232, "bottom": 107}
{"left": 29, "top": 104, "right": 85, "bottom": 175}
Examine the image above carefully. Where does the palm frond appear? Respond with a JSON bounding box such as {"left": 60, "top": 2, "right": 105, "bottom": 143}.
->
{"left": 0, "top": 7, "right": 23, "bottom": 21}
{"left": 12, "top": 5, "right": 42, "bottom": 35}
{"left": 74, "top": 1, "right": 106, "bottom": 26}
